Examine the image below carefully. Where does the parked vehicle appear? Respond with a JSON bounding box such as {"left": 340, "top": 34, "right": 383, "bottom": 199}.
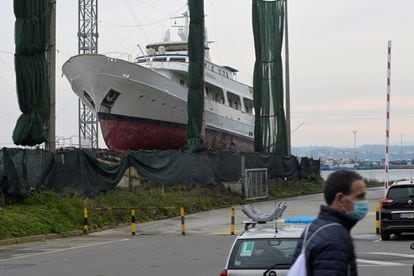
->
{"left": 220, "top": 224, "right": 303, "bottom": 276}
{"left": 380, "top": 179, "right": 414, "bottom": 240}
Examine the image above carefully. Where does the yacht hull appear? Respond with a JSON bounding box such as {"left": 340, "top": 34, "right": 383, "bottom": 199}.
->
{"left": 62, "top": 54, "right": 254, "bottom": 152}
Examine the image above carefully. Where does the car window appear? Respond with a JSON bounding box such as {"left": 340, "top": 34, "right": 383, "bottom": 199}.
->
{"left": 387, "top": 186, "right": 414, "bottom": 200}
{"left": 228, "top": 238, "right": 298, "bottom": 269}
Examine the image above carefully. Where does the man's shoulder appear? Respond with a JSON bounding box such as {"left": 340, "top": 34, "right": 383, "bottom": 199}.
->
{"left": 310, "top": 219, "right": 351, "bottom": 243}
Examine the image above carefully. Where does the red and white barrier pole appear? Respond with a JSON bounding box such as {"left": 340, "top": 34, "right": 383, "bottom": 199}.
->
{"left": 384, "top": 41, "right": 392, "bottom": 197}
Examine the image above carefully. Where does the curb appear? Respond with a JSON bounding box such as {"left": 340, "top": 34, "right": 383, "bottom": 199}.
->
{"left": 0, "top": 230, "right": 83, "bottom": 246}
{"left": 0, "top": 223, "right": 130, "bottom": 247}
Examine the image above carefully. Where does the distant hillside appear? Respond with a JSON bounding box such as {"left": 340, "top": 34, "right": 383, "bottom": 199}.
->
{"left": 292, "top": 144, "right": 414, "bottom": 162}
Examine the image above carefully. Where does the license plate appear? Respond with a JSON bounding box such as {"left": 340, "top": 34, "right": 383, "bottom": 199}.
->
{"left": 401, "top": 213, "right": 414, "bottom": 219}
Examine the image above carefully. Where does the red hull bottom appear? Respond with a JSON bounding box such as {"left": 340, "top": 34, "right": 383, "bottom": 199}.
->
{"left": 99, "top": 113, "right": 254, "bottom": 152}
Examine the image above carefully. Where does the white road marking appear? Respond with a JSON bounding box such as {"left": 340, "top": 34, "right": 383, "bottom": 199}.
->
{"left": 357, "top": 258, "right": 404, "bottom": 266}
{"left": 0, "top": 238, "right": 130, "bottom": 262}
{"left": 362, "top": 252, "right": 414, "bottom": 259}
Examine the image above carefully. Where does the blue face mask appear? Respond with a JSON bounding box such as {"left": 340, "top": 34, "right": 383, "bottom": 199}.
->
{"left": 348, "top": 200, "right": 369, "bottom": 220}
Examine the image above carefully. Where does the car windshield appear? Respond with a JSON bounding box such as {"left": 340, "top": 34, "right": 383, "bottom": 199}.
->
{"left": 228, "top": 238, "right": 298, "bottom": 269}
{"left": 387, "top": 186, "right": 414, "bottom": 200}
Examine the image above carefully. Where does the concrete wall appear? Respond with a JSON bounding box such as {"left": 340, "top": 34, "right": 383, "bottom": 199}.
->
{"left": 117, "top": 167, "right": 143, "bottom": 188}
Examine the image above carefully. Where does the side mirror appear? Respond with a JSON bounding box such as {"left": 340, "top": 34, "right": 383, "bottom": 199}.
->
{"left": 410, "top": 243, "right": 414, "bottom": 250}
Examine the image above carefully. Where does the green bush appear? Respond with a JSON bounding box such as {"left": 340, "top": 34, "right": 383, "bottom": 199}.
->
{"left": 0, "top": 179, "right": 324, "bottom": 240}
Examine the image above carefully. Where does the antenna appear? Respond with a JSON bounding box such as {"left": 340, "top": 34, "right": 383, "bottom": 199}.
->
{"left": 171, "top": 11, "right": 189, "bottom": 41}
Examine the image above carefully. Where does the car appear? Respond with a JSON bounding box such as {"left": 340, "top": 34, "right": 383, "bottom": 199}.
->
{"left": 380, "top": 179, "right": 414, "bottom": 240}
{"left": 220, "top": 224, "right": 304, "bottom": 276}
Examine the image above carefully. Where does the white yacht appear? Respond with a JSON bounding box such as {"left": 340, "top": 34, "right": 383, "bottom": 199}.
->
{"left": 62, "top": 12, "right": 254, "bottom": 151}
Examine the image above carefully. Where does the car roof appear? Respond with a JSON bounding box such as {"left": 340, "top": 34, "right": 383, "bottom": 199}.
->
{"left": 237, "top": 225, "right": 305, "bottom": 240}
{"left": 390, "top": 180, "right": 414, "bottom": 187}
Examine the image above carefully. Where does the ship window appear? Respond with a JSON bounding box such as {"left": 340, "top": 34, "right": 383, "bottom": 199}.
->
{"left": 227, "top": 91, "right": 241, "bottom": 110}
{"left": 136, "top": 59, "right": 146, "bottom": 63}
{"left": 180, "top": 80, "right": 185, "bottom": 86}
{"left": 83, "top": 91, "right": 95, "bottom": 108}
{"left": 205, "top": 82, "right": 224, "bottom": 104}
{"left": 243, "top": 98, "right": 253, "bottom": 114}
{"left": 170, "top": 57, "right": 186, "bottom": 62}
{"left": 153, "top": 57, "right": 167, "bottom": 62}
{"left": 101, "top": 89, "right": 120, "bottom": 109}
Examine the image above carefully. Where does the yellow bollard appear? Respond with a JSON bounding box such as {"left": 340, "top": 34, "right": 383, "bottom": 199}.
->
{"left": 375, "top": 202, "right": 380, "bottom": 235}
{"left": 131, "top": 209, "right": 136, "bottom": 236}
{"left": 180, "top": 207, "right": 186, "bottom": 235}
{"left": 230, "top": 207, "right": 235, "bottom": 235}
{"left": 83, "top": 208, "right": 89, "bottom": 235}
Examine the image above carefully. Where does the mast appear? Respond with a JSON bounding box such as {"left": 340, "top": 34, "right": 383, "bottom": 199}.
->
{"left": 384, "top": 40, "right": 392, "bottom": 196}
{"left": 78, "top": 0, "right": 99, "bottom": 149}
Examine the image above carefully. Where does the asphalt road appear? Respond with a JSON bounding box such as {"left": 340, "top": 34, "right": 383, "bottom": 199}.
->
{"left": 1, "top": 187, "right": 413, "bottom": 276}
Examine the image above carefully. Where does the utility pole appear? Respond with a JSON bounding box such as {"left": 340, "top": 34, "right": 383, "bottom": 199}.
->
{"left": 46, "top": 0, "right": 56, "bottom": 152}
{"left": 352, "top": 130, "right": 358, "bottom": 162}
{"left": 284, "top": 0, "right": 291, "bottom": 155}
{"left": 78, "top": 0, "right": 99, "bottom": 149}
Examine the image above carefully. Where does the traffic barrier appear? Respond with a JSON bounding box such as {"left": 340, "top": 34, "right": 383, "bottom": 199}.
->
{"left": 376, "top": 202, "right": 380, "bottom": 235}
{"left": 180, "top": 207, "right": 186, "bottom": 235}
{"left": 82, "top": 207, "right": 179, "bottom": 235}
{"left": 230, "top": 207, "right": 235, "bottom": 235}
{"left": 83, "top": 208, "right": 89, "bottom": 234}
{"left": 131, "top": 209, "right": 136, "bottom": 236}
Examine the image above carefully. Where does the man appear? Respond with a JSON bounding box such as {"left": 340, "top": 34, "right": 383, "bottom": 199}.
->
{"left": 292, "top": 170, "right": 368, "bottom": 275}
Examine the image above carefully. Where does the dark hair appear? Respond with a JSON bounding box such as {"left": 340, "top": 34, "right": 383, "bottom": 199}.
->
{"left": 324, "top": 170, "right": 363, "bottom": 205}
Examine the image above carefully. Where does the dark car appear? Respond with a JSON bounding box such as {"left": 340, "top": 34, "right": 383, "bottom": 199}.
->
{"left": 380, "top": 180, "right": 414, "bottom": 240}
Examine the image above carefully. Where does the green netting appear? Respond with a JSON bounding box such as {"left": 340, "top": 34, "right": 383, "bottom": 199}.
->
{"left": 0, "top": 148, "right": 319, "bottom": 197}
{"left": 186, "top": 0, "right": 207, "bottom": 152}
{"left": 252, "top": 0, "right": 287, "bottom": 154}
{"left": 12, "top": 0, "right": 50, "bottom": 146}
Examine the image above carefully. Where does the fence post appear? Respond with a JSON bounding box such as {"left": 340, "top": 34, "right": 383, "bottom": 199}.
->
{"left": 231, "top": 207, "right": 235, "bottom": 235}
{"left": 131, "top": 209, "right": 136, "bottom": 236}
{"left": 83, "top": 208, "right": 89, "bottom": 234}
{"left": 375, "top": 202, "right": 380, "bottom": 235}
{"left": 180, "top": 207, "right": 186, "bottom": 235}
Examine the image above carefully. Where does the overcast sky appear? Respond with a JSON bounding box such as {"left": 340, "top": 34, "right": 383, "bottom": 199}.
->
{"left": 1, "top": 0, "right": 413, "bottom": 148}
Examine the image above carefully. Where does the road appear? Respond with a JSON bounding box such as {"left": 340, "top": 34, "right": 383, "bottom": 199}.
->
{"left": 0, "top": 187, "right": 413, "bottom": 275}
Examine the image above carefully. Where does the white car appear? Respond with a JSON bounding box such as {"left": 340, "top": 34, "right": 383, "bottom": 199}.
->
{"left": 220, "top": 224, "right": 304, "bottom": 276}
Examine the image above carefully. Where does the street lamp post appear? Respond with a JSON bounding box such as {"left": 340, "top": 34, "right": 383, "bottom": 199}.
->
{"left": 352, "top": 130, "right": 358, "bottom": 162}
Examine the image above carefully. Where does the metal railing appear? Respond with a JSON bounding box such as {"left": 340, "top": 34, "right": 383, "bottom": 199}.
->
{"left": 244, "top": 168, "right": 268, "bottom": 200}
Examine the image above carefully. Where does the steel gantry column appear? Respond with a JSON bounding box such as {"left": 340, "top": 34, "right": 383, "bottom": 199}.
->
{"left": 78, "top": 0, "right": 99, "bottom": 148}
